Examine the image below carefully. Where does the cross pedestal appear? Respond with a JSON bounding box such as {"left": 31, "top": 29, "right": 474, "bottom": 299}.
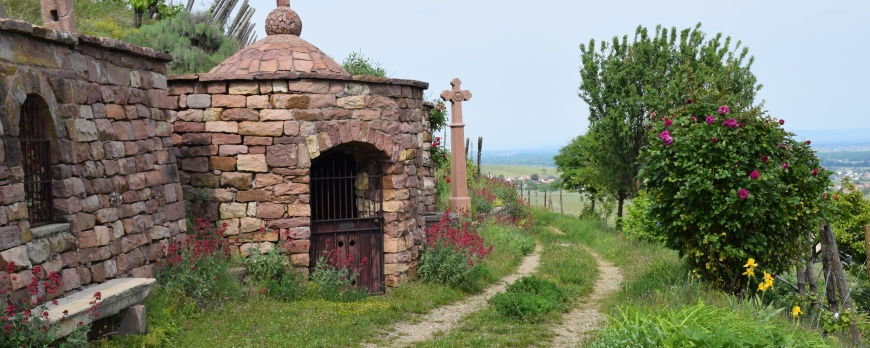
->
{"left": 440, "top": 78, "right": 472, "bottom": 212}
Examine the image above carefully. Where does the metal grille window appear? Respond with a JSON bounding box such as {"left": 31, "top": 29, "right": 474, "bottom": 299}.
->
{"left": 20, "top": 97, "right": 53, "bottom": 226}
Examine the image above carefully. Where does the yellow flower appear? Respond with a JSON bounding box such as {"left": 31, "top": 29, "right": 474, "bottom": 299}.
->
{"left": 743, "top": 258, "right": 758, "bottom": 268}
{"left": 742, "top": 267, "right": 755, "bottom": 277}
{"left": 758, "top": 282, "right": 769, "bottom": 292}
{"left": 763, "top": 271, "right": 774, "bottom": 288}
{"left": 792, "top": 306, "right": 804, "bottom": 319}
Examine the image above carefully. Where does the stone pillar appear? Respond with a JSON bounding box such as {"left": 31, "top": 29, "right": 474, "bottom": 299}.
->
{"left": 118, "top": 304, "right": 146, "bottom": 335}
{"left": 440, "top": 78, "right": 472, "bottom": 211}
{"left": 40, "top": 0, "right": 76, "bottom": 33}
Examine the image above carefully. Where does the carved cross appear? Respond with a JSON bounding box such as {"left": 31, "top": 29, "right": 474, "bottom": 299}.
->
{"left": 440, "top": 78, "right": 472, "bottom": 124}
{"left": 440, "top": 78, "right": 473, "bottom": 211}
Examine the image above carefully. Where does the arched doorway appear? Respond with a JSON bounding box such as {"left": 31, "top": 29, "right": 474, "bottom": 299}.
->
{"left": 309, "top": 149, "right": 385, "bottom": 294}
{"left": 19, "top": 95, "right": 54, "bottom": 226}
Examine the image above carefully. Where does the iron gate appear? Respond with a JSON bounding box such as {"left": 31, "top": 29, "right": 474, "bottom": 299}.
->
{"left": 20, "top": 97, "right": 53, "bottom": 226}
{"left": 309, "top": 151, "right": 384, "bottom": 294}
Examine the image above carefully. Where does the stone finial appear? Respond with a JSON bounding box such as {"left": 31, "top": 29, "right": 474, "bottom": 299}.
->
{"left": 41, "top": 0, "right": 76, "bottom": 33}
{"left": 265, "top": 0, "right": 302, "bottom": 36}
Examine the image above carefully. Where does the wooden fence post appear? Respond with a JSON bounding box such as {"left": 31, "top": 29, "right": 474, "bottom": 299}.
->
{"left": 864, "top": 224, "right": 870, "bottom": 283}
{"left": 544, "top": 191, "right": 547, "bottom": 209}
{"left": 823, "top": 223, "right": 861, "bottom": 345}
{"left": 560, "top": 190, "right": 563, "bottom": 215}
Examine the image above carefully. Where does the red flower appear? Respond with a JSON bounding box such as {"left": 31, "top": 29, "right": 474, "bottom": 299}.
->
{"left": 738, "top": 189, "right": 750, "bottom": 200}
{"left": 664, "top": 119, "right": 673, "bottom": 127}
{"left": 806, "top": 140, "right": 811, "bottom": 145}
{"left": 761, "top": 156, "right": 769, "bottom": 163}
{"left": 750, "top": 171, "right": 759, "bottom": 179}
{"left": 812, "top": 168, "right": 818, "bottom": 176}
{"left": 711, "top": 137, "right": 718, "bottom": 143}
{"left": 779, "top": 119, "right": 785, "bottom": 125}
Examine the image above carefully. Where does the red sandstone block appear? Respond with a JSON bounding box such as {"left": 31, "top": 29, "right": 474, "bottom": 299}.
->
{"left": 207, "top": 82, "right": 227, "bottom": 94}
{"left": 213, "top": 94, "right": 246, "bottom": 108}
{"left": 212, "top": 133, "right": 242, "bottom": 144}
{"left": 174, "top": 121, "right": 205, "bottom": 133}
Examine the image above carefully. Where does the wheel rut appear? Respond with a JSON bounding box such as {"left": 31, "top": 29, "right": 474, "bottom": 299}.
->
{"left": 549, "top": 227, "right": 623, "bottom": 347}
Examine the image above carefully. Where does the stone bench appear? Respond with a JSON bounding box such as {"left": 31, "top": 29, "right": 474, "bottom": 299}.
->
{"left": 44, "top": 278, "right": 156, "bottom": 338}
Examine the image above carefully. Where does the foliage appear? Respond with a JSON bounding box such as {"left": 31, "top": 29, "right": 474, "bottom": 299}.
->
{"left": 124, "top": 10, "right": 239, "bottom": 74}
{"left": 0, "top": 0, "right": 134, "bottom": 39}
{"left": 309, "top": 241, "right": 369, "bottom": 302}
{"left": 430, "top": 131, "right": 449, "bottom": 170}
{"left": 590, "top": 302, "right": 835, "bottom": 348}
{"left": 418, "top": 212, "right": 493, "bottom": 292}
{"left": 242, "top": 243, "right": 287, "bottom": 284}
{"left": 829, "top": 178, "right": 870, "bottom": 261}
{"left": 554, "top": 134, "right": 606, "bottom": 214}
{"left": 579, "top": 23, "right": 762, "bottom": 221}
{"left": 643, "top": 94, "right": 831, "bottom": 291}
{"left": 622, "top": 189, "right": 663, "bottom": 244}
{"left": 428, "top": 100, "right": 449, "bottom": 133}
{"left": 158, "top": 219, "right": 240, "bottom": 304}
{"left": 0, "top": 263, "right": 94, "bottom": 347}
{"left": 471, "top": 186, "right": 496, "bottom": 214}
{"left": 478, "top": 220, "right": 535, "bottom": 258}
{"left": 489, "top": 276, "right": 568, "bottom": 321}
{"left": 341, "top": 51, "right": 387, "bottom": 77}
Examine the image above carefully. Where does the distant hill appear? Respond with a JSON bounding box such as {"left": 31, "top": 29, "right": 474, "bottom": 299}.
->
{"left": 481, "top": 146, "right": 559, "bottom": 166}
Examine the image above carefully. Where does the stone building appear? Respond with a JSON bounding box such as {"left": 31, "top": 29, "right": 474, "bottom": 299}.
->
{"left": 0, "top": 11, "right": 183, "bottom": 300}
{"left": 169, "top": 1, "right": 436, "bottom": 292}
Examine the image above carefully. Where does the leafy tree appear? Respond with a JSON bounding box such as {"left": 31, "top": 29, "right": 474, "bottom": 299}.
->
{"left": 124, "top": 10, "right": 239, "bottom": 74}
{"left": 498, "top": 174, "right": 505, "bottom": 180}
{"left": 341, "top": 51, "right": 388, "bottom": 77}
{"left": 830, "top": 179, "right": 870, "bottom": 261}
{"left": 578, "top": 23, "right": 762, "bottom": 223}
{"left": 554, "top": 135, "right": 605, "bottom": 213}
{"left": 643, "top": 94, "right": 830, "bottom": 292}
{"left": 130, "top": 0, "right": 182, "bottom": 28}
{"left": 530, "top": 173, "right": 539, "bottom": 182}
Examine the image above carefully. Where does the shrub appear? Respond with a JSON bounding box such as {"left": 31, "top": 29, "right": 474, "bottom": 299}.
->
{"left": 264, "top": 271, "right": 306, "bottom": 302}
{"left": 243, "top": 244, "right": 287, "bottom": 283}
{"left": 158, "top": 219, "right": 240, "bottom": 304}
{"left": 489, "top": 276, "right": 567, "bottom": 321}
{"left": 622, "top": 190, "right": 663, "bottom": 244}
{"left": 309, "top": 242, "right": 369, "bottom": 302}
{"left": 829, "top": 179, "right": 870, "bottom": 261}
{"left": 471, "top": 186, "right": 496, "bottom": 214}
{"left": 124, "top": 11, "right": 239, "bottom": 74}
{"left": 643, "top": 95, "right": 831, "bottom": 291}
{"left": 418, "top": 212, "right": 493, "bottom": 292}
{"left": 341, "top": 51, "right": 387, "bottom": 77}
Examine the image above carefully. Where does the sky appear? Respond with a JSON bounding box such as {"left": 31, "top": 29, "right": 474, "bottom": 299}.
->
{"left": 194, "top": 0, "right": 870, "bottom": 150}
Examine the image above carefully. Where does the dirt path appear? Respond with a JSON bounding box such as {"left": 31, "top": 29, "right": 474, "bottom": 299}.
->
{"left": 366, "top": 243, "right": 542, "bottom": 347}
{"left": 549, "top": 227, "right": 623, "bottom": 347}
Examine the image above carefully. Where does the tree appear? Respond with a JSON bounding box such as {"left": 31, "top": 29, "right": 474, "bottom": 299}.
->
{"left": 829, "top": 178, "right": 870, "bottom": 261}
{"left": 124, "top": 10, "right": 239, "bottom": 74}
{"left": 498, "top": 174, "right": 505, "bottom": 180}
{"left": 530, "top": 174, "right": 539, "bottom": 182}
{"left": 643, "top": 94, "right": 830, "bottom": 291}
{"left": 554, "top": 135, "right": 606, "bottom": 214}
{"left": 578, "top": 23, "right": 762, "bottom": 224}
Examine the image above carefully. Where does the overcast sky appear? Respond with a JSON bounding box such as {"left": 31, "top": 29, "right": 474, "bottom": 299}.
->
{"left": 195, "top": 0, "right": 870, "bottom": 150}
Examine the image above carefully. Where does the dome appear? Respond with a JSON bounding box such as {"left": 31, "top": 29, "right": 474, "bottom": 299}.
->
{"left": 209, "top": 1, "right": 349, "bottom": 76}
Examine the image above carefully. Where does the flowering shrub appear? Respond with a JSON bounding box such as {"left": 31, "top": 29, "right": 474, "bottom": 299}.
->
{"left": 159, "top": 219, "right": 239, "bottom": 304}
{"left": 0, "top": 263, "right": 95, "bottom": 347}
{"left": 309, "top": 240, "right": 370, "bottom": 302}
{"left": 828, "top": 179, "right": 870, "bottom": 260}
{"left": 643, "top": 96, "right": 831, "bottom": 291}
{"left": 471, "top": 186, "right": 496, "bottom": 215}
{"left": 418, "top": 211, "right": 493, "bottom": 292}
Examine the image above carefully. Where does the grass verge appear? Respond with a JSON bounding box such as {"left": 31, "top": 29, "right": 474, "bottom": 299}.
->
{"left": 96, "top": 218, "right": 533, "bottom": 348}
{"left": 535, "top": 209, "right": 845, "bottom": 347}
{"left": 415, "top": 217, "right": 599, "bottom": 347}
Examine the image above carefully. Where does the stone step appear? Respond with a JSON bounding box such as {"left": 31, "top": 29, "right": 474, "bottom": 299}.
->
{"left": 44, "top": 278, "right": 156, "bottom": 338}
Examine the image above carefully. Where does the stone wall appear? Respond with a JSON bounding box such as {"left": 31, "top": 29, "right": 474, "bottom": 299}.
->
{"left": 169, "top": 75, "right": 436, "bottom": 286}
{"left": 0, "top": 19, "right": 182, "bottom": 301}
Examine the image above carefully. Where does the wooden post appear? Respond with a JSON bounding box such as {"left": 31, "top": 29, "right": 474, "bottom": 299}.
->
{"left": 823, "top": 223, "right": 861, "bottom": 345}
{"left": 821, "top": 224, "right": 838, "bottom": 315}
{"left": 535, "top": 190, "right": 538, "bottom": 207}
{"left": 560, "top": 190, "right": 563, "bottom": 215}
{"left": 476, "top": 137, "right": 482, "bottom": 179}
{"left": 806, "top": 245, "right": 818, "bottom": 312}
{"left": 544, "top": 191, "right": 547, "bottom": 209}
{"left": 864, "top": 224, "right": 870, "bottom": 283}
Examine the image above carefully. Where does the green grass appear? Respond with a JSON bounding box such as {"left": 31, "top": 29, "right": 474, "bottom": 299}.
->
{"left": 97, "top": 219, "right": 533, "bottom": 348}
{"left": 0, "top": 0, "right": 133, "bottom": 39}
{"left": 415, "top": 219, "right": 599, "bottom": 347}
{"left": 534, "top": 210, "right": 846, "bottom": 347}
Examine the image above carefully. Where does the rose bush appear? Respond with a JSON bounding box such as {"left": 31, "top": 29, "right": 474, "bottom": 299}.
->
{"left": 642, "top": 95, "right": 831, "bottom": 291}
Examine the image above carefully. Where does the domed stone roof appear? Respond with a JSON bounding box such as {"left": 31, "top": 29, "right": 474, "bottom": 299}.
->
{"left": 209, "top": 1, "right": 348, "bottom": 76}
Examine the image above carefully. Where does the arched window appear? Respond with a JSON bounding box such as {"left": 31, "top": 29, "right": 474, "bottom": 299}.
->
{"left": 20, "top": 96, "right": 53, "bottom": 226}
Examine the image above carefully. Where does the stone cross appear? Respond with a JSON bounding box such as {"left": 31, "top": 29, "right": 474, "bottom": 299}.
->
{"left": 440, "top": 78, "right": 472, "bottom": 211}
